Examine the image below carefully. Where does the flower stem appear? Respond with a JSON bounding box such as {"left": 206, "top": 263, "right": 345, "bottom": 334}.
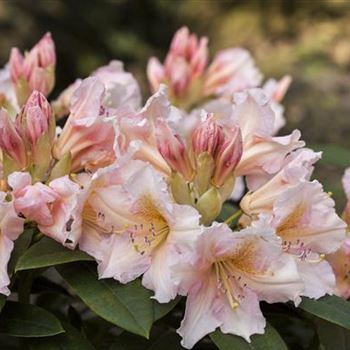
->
{"left": 224, "top": 210, "right": 242, "bottom": 226}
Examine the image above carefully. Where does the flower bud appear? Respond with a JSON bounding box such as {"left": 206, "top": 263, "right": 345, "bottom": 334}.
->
{"left": 191, "top": 114, "right": 224, "bottom": 157}
{"left": 146, "top": 58, "right": 165, "bottom": 93}
{"left": 18, "top": 90, "right": 55, "bottom": 147}
{"left": 0, "top": 108, "right": 27, "bottom": 173}
{"left": 196, "top": 186, "right": 222, "bottom": 226}
{"left": 9, "top": 33, "right": 56, "bottom": 105}
{"left": 156, "top": 119, "right": 193, "bottom": 181}
{"left": 213, "top": 125, "right": 243, "bottom": 187}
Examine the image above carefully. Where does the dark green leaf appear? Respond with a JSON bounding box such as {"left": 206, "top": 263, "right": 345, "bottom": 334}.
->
{"left": 299, "top": 295, "right": 350, "bottom": 329}
{"left": 311, "top": 144, "right": 350, "bottom": 168}
{"left": 57, "top": 262, "right": 154, "bottom": 338}
{"left": 210, "top": 323, "right": 287, "bottom": 350}
{"left": 8, "top": 228, "right": 34, "bottom": 275}
{"left": 0, "top": 301, "right": 64, "bottom": 337}
{"left": 153, "top": 296, "right": 181, "bottom": 322}
{"left": 16, "top": 237, "right": 93, "bottom": 272}
{"left": 314, "top": 318, "right": 350, "bottom": 350}
{"left": 26, "top": 322, "right": 95, "bottom": 349}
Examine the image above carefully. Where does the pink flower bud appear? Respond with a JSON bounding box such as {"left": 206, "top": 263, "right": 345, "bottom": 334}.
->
{"left": 18, "top": 90, "right": 53, "bottom": 146}
{"left": 8, "top": 33, "right": 56, "bottom": 105}
{"left": 149, "top": 27, "right": 208, "bottom": 99}
{"left": 0, "top": 108, "right": 27, "bottom": 169}
{"left": 191, "top": 114, "right": 224, "bottom": 157}
{"left": 156, "top": 119, "right": 193, "bottom": 181}
{"left": 37, "top": 32, "right": 56, "bottom": 67}
{"left": 9, "top": 48, "right": 24, "bottom": 83}
{"left": 213, "top": 125, "right": 243, "bottom": 187}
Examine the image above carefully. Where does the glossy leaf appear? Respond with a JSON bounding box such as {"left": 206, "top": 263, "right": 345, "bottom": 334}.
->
{"left": 210, "top": 323, "right": 287, "bottom": 350}
{"left": 16, "top": 237, "right": 93, "bottom": 272}
{"left": 299, "top": 295, "right": 350, "bottom": 329}
{"left": 8, "top": 228, "right": 34, "bottom": 275}
{"left": 314, "top": 318, "right": 350, "bottom": 350}
{"left": 0, "top": 301, "right": 64, "bottom": 337}
{"left": 57, "top": 262, "right": 154, "bottom": 338}
{"left": 26, "top": 322, "right": 95, "bottom": 349}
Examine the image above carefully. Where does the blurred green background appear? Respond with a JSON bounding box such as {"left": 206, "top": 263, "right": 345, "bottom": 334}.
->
{"left": 1, "top": 0, "right": 349, "bottom": 207}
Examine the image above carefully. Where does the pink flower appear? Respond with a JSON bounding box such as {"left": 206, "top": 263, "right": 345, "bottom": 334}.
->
{"left": 53, "top": 77, "right": 116, "bottom": 172}
{"left": 8, "top": 172, "right": 83, "bottom": 248}
{"left": 9, "top": 33, "right": 56, "bottom": 105}
{"left": 147, "top": 27, "right": 262, "bottom": 110}
{"left": 267, "top": 180, "right": 346, "bottom": 299}
{"left": 0, "top": 191, "right": 24, "bottom": 295}
{"left": 328, "top": 236, "right": 350, "bottom": 299}
{"left": 240, "top": 148, "right": 321, "bottom": 216}
{"left": 78, "top": 161, "right": 201, "bottom": 303}
{"left": 341, "top": 167, "right": 350, "bottom": 226}
{"left": 52, "top": 60, "right": 141, "bottom": 118}
{"left": 262, "top": 75, "right": 292, "bottom": 134}
{"left": 230, "top": 89, "right": 305, "bottom": 189}
{"left": 174, "top": 221, "right": 302, "bottom": 348}
{"left": 204, "top": 48, "right": 262, "bottom": 97}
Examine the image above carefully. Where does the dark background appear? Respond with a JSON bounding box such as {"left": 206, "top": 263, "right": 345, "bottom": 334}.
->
{"left": 1, "top": 0, "right": 349, "bottom": 206}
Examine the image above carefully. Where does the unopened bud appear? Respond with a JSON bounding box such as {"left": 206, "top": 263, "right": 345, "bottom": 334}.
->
{"left": 18, "top": 90, "right": 55, "bottom": 147}
{"left": 169, "top": 171, "right": 193, "bottom": 206}
{"left": 196, "top": 186, "right": 222, "bottom": 226}
{"left": 213, "top": 126, "right": 243, "bottom": 187}
{"left": 0, "top": 109, "right": 27, "bottom": 172}
{"left": 9, "top": 32, "right": 56, "bottom": 105}
{"left": 191, "top": 114, "right": 224, "bottom": 157}
{"left": 156, "top": 119, "right": 194, "bottom": 181}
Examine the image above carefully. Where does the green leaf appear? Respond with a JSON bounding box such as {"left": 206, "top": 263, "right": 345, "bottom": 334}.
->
{"left": 0, "top": 301, "right": 64, "bottom": 337}
{"left": 311, "top": 144, "right": 350, "bottom": 168}
{"left": 153, "top": 296, "right": 181, "bottom": 322}
{"left": 299, "top": 295, "right": 350, "bottom": 329}
{"left": 57, "top": 262, "right": 154, "bottom": 338}
{"left": 314, "top": 318, "right": 350, "bottom": 350}
{"left": 26, "top": 322, "right": 95, "bottom": 349}
{"left": 210, "top": 323, "right": 287, "bottom": 350}
{"left": 8, "top": 228, "right": 34, "bottom": 275}
{"left": 16, "top": 237, "right": 93, "bottom": 272}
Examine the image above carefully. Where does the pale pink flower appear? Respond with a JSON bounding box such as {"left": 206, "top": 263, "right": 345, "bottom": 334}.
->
{"left": 262, "top": 75, "right": 292, "bottom": 134}
{"left": 0, "top": 191, "right": 24, "bottom": 295}
{"left": 78, "top": 161, "right": 201, "bottom": 303}
{"left": 174, "top": 221, "right": 303, "bottom": 348}
{"left": 341, "top": 167, "right": 350, "bottom": 226}
{"left": 267, "top": 180, "right": 346, "bottom": 299}
{"left": 209, "top": 89, "right": 302, "bottom": 190}
{"left": 240, "top": 148, "right": 321, "bottom": 216}
{"left": 204, "top": 48, "right": 262, "bottom": 97}
{"left": 52, "top": 60, "right": 141, "bottom": 118}
{"left": 327, "top": 236, "right": 350, "bottom": 299}
{"left": 115, "top": 85, "right": 172, "bottom": 175}
{"left": 8, "top": 172, "right": 82, "bottom": 248}
{"left": 53, "top": 77, "right": 116, "bottom": 172}
{"left": 9, "top": 33, "right": 56, "bottom": 105}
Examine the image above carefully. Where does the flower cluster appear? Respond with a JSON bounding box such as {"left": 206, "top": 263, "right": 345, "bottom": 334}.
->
{"left": 0, "top": 28, "right": 347, "bottom": 348}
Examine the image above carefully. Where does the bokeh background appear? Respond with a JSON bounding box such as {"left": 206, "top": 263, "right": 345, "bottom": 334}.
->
{"left": 1, "top": 0, "right": 349, "bottom": 207}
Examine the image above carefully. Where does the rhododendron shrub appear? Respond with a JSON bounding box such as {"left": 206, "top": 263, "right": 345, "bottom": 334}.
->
{"left": 0, "top": 29, "right": 349, "bottom": 350}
